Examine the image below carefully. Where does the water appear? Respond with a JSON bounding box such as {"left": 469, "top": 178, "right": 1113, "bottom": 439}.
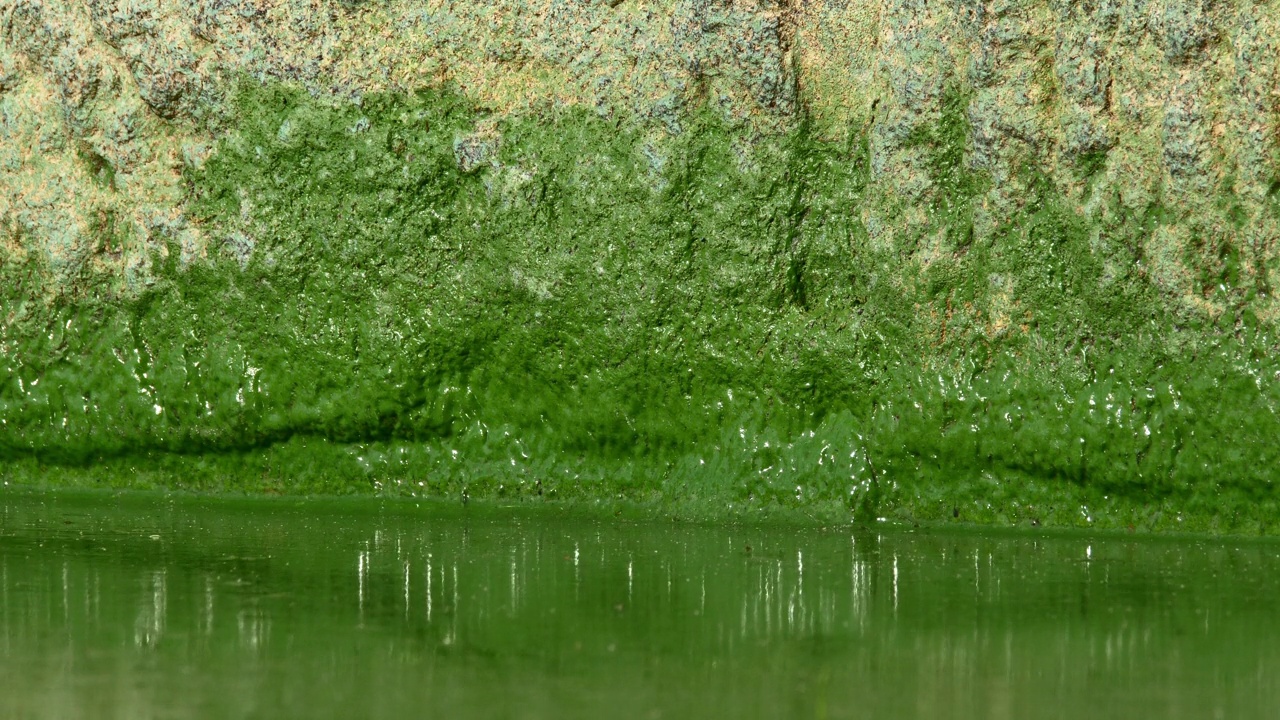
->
{"left": 1, "top": 491, "right": 1276, "bottom": 719}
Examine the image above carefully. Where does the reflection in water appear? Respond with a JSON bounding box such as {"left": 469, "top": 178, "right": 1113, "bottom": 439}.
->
{"left": 202, "top": 576, "right": 213, "bottom": 637}
{"left": 134, "top": 570, "right": 166, "bottom": 648}
{"left": 0, "top": 494, "right": 1277, "bottom": 719}
{"left": 237, "top": 607, "right": 270, "bottom": 650}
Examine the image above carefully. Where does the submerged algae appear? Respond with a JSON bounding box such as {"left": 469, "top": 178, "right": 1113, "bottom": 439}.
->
{"left": 2, "top": 83, "right": 1279, "bottom": 533}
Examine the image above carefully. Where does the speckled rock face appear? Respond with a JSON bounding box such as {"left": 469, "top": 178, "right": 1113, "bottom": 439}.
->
{"left": 3, "top": 0, "right": 811, "bottom": 290}
{"left": 2, "top": 1, "right": 1280, "bottom": 530}
{"left": 4, "top": 1, "right": 1277, "bottom": 312}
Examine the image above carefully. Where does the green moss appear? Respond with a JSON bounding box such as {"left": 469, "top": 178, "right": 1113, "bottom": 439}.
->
{"left": 1073, "top": 149, "right": 1108, "bottom": 185}
{"left": 3, "top": 81, "right": 1278, "bottom": 533}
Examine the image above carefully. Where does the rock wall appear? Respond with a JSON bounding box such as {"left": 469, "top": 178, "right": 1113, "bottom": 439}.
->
{"left": 3, "top": 1, "right": 1280, "bottom": 531}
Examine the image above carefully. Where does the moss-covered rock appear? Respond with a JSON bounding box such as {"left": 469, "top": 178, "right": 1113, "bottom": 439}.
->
{"left": 2, "top": 1, "right": 1279, "bottom": 532}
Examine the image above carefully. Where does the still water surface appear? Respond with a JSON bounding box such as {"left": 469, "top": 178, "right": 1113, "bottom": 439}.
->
{"left": 0, "top": 490, "right": 1276, "bottom": 719}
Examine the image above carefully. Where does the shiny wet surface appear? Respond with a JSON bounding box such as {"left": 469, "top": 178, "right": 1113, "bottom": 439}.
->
{"left": 1, "top": 491, "right": 1276, "bottom": 719}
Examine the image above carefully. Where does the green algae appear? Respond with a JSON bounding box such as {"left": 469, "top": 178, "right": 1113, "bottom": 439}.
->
{"left": 2, "top": 81, "right": 1279, "bottom": 533}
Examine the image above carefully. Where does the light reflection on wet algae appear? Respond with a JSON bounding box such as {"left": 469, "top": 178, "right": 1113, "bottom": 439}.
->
{"left": 0, "top": 490, "right": 1277, "bottom": 719}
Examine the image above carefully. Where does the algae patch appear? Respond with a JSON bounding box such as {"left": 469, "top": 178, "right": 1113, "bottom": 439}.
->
{"left": 2, "top": 82, "right": 1278, "bottom": 533}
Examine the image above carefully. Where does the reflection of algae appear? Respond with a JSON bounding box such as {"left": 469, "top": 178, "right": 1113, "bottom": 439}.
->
{"left": 2, "top": 83, "right": 1278, "bottom": 533}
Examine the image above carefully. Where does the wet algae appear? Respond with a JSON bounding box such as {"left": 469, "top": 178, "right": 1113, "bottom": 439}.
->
{"left": 3, "top": 82, "right": 1279, "bottom": 533}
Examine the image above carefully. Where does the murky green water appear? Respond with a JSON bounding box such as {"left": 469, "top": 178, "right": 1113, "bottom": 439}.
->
{"left": 1, "top": 491, "right": 1276, "bottom": 719}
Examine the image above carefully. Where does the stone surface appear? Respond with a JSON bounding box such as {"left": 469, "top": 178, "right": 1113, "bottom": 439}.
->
{"left": 3, "top": 1, "right": 1277, "bottom": 310}
{"left": 2, "top": 0, "right": 1280, "bottom": 529}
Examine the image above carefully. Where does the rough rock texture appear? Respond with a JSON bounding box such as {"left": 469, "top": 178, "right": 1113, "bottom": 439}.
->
{"left": 3, "top": 1, "right": 1280, "bottom": 530}
{"left": 2, "top": 0, "right": 805, "bottom": 292}
{"left": 4, "top": 0, "right": 1277, "bottom": 320}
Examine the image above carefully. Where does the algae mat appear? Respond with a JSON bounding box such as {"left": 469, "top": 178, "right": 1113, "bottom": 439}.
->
{"left": 4, "top": 82, "right": 1280, "bottom": 532}
{"left": 1, "top": 490, "right": 1278, "bottom": 719}
{"left": 5, "top": 2, "right": 1280, "bottom": 531}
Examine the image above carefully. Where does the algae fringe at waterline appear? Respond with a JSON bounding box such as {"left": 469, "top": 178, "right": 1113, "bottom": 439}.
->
{"left": 3, "top": 79, "right": 1279, "bottom": 534}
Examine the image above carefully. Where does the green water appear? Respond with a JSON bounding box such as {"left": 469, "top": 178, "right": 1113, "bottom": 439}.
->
{"left": 1, "top": 491, "right": 1276, "bottom": 718}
